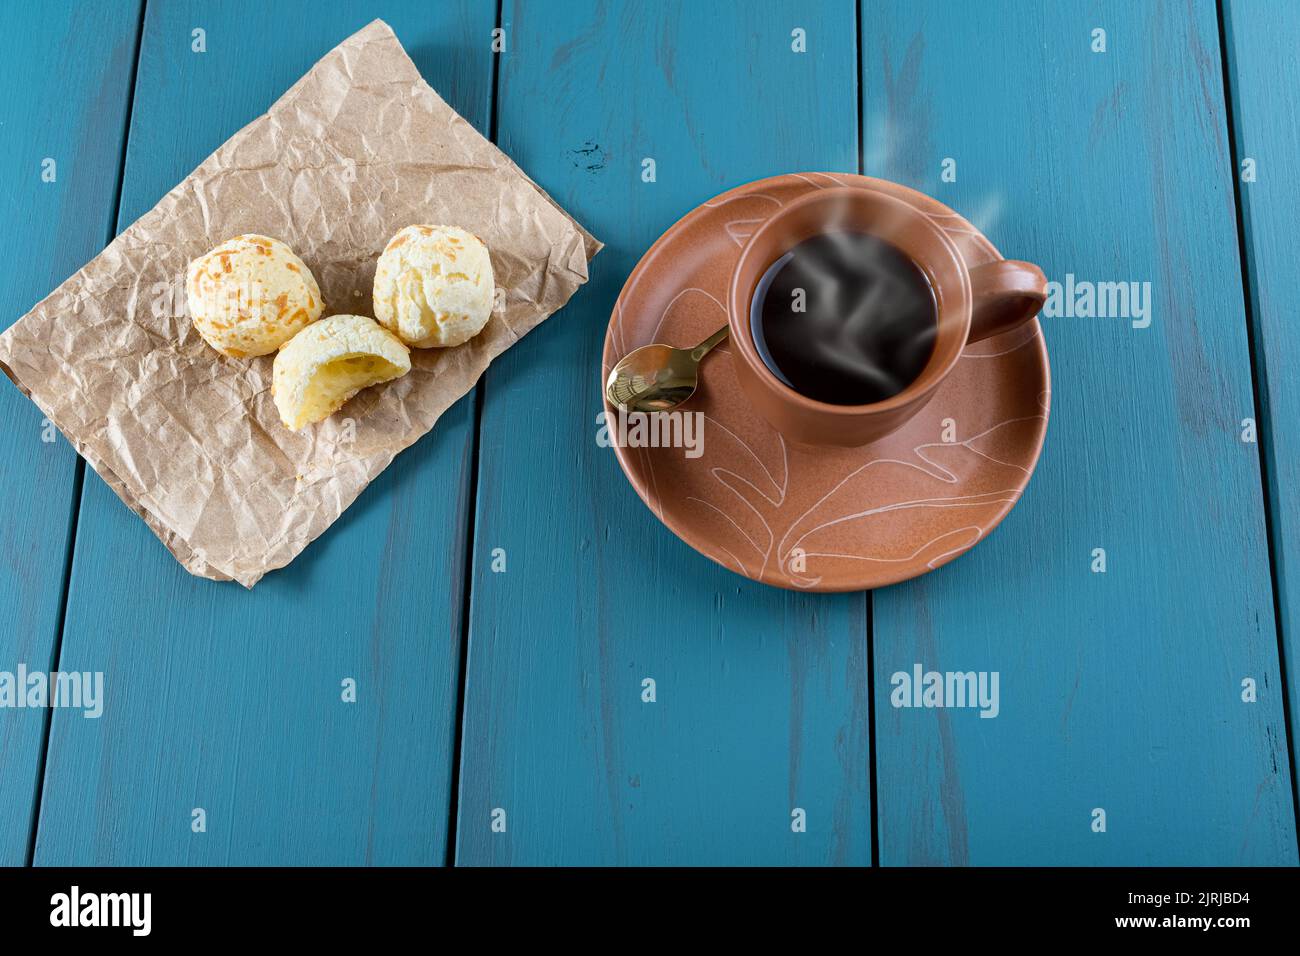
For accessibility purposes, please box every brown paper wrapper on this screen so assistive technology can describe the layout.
[0,20,599,588]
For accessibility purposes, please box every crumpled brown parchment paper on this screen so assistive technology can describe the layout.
[0,19,599,588]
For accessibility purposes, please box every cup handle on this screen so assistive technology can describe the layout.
[967,260,1048,343]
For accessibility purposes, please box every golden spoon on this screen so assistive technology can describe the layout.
[605,326,729,412]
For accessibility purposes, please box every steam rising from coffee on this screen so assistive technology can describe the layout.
[750,196,938,407]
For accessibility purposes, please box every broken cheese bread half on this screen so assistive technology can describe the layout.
[272,314,411,430]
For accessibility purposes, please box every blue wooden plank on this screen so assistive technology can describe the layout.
[1224,0,1300,823]
[864,0,1296,864]
[0,1,141,866]
[32,2,494,865]
[456,0,868,865]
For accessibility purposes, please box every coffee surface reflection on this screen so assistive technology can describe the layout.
[750,231,937,406]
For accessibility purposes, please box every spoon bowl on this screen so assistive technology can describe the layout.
[604,326,728,412]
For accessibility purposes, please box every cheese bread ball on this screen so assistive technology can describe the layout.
[186,235,323,357]
[372,225,495,348]
[272,314,411,431]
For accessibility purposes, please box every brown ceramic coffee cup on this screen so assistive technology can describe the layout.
[727,187,1047,447]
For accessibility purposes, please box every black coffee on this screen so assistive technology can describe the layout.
[750,231,937,405]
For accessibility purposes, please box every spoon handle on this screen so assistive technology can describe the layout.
[689,326,729,362]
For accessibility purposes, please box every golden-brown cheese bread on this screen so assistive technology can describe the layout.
[372,225,494,348]
[186,234,323,357]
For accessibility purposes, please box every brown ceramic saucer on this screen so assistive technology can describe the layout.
[601,173,1050,592]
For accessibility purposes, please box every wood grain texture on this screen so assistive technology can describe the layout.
[864,0,1297,864]
[1224,0,1300,808]
[31,1,493,865]
[9,0,1295,869]
[0,0,141,865]
[455,0,870,865]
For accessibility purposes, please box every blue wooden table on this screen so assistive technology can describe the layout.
[1,0,1297,867]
